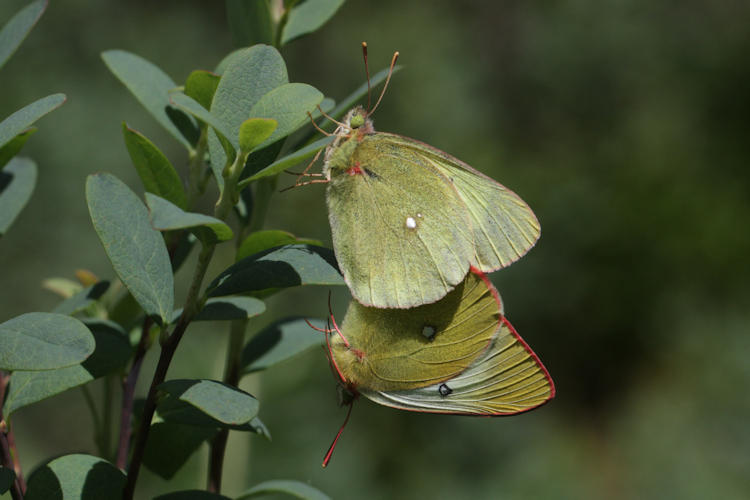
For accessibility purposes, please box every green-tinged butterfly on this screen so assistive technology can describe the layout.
[298,45,540,309]
[312,268,554,467]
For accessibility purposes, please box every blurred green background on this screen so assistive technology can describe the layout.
[2,0,749,498]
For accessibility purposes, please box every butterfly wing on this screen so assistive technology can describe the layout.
[381,133,541,271]
[334,271,503,391]
[326,134,476,308]
[361,317,554,415]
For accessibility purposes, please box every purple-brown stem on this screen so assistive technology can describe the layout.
[115,316,152,469]
[1,372,24,499]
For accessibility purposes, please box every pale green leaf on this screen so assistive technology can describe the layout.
[0,312,94,371]
[208,45,288,192]
[242,317,325,374]
[184,70,221,111]
[238,480,331,500]
[145,192,233,243]
[0,93,65,150]
[3,320,131,416]
[0,157,36,236]
[207,244,344,297]
[86,173,174,324]
[281,0,345,46]
[237,230,322,262]
[239,117,277,154]
[102,50,193,148]
[25,454,125,500]
[0,0,47,70]
[0,128,36,169]
[158,379,259,426]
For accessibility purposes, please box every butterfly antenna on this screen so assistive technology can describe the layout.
[323,315,348,385]
[279,147,328,192]
[305,317,332,333]
[316,105,348,129]
[322,401,354,468]
[307,111,332,137]
[369,50,400,116]
[362,41,372,112]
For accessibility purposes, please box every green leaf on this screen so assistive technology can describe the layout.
[0,466,15,495]
[0,312,94,371]
[101,50,194,148]
[226,0,273,47]
[173,296,266,323]
[0,157,36,236]
[0,93,65,151]
[3,320,131,416]
[208,244,344,297]
[0,0,47,70]
[158,379,259,426]
[239,117,277,154]
[245,83,324,151]
[155,491,231,500]
[239,136,332,187]
[145,192,233,243]
[208,45,288,193]
[25,454,125,500]
[52,281,110,315]
[169,92,234,145]
[143,421,217,480]
[238,480,331,500]
[86,173,174,324]
[0,128,36,169]
[281,0,345,46]
[242,317,325,374]
[184,70,221,111]
[122,123,188,209]
[237,230,322,262]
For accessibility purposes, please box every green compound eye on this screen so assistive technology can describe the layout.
[350,113,365,129]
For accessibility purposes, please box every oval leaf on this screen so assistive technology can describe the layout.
[102,50,193,148]
[239,480,331,500]
[3,320,131,416]
[122,124,187,209]
[172,296,266,323]
[0,93,65,150]
[0,0,47,70]
[239,117,277,154]
[207,244,344,297]
[246,83,324,151]
[281,0,345,46]
[0,157,36,235]
[86,173,174,324]
[242,317,325,374]
[169,92,234,145]
[158,379,259,426]
[25,454,125,500]
[144,422,217,480]
[208,45,288,192]
[145,192,233,242]
[239,136,332,186]
[184,70,221,111]
[0,312,94,371]
[237,230,322,262]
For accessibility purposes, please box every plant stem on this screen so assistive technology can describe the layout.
[80,385,104,456]
[206,319,248,492]
[116,316,152,469]
[122,244,215,500]
[0,372,24,500]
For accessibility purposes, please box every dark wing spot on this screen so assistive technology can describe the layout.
[438,383,453,397]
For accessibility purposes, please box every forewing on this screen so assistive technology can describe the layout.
[361,317,554,415]
[385,134,540,271]
[338,271,502,391]
[326,135,475,308]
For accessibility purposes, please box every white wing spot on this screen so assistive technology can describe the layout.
[405,216,417,229]
[416,213,423,218]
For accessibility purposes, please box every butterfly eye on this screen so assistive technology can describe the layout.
[350,113,366,129]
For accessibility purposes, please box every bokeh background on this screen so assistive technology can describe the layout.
[2,0,749,498]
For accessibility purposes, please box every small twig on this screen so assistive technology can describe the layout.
[116,316,152,469]
[1,372,24,500]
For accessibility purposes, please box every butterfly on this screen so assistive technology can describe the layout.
[313,268,554,466]
[307,48,541,309]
